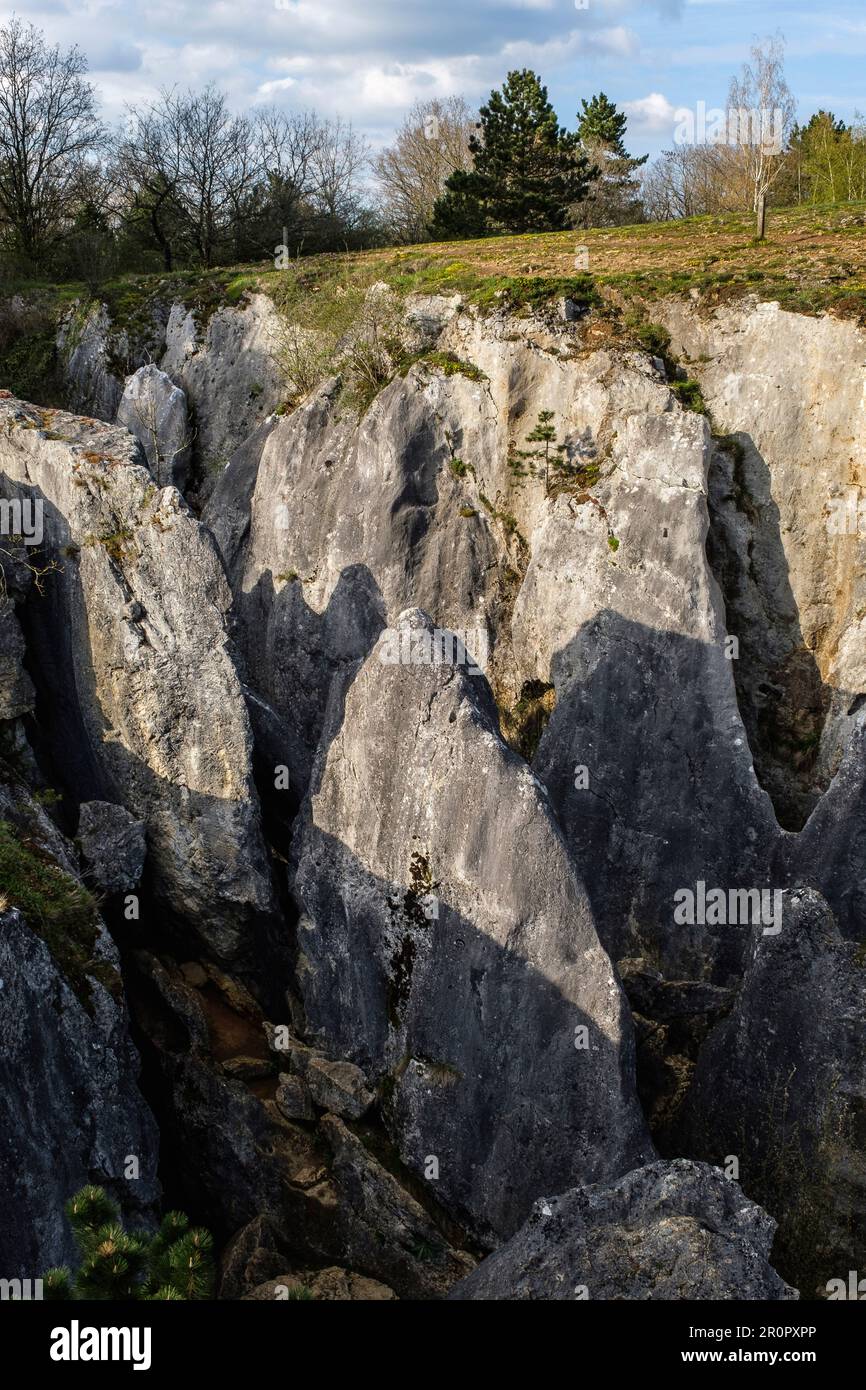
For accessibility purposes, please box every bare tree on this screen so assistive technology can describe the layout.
[255,106,324,251]
[641,144,730,221]
[0,18,103,266]
[310,116,369,230]
[120,86,260,268]
[256,107,323,193]
[373,97,475,242]
[176,86,258,267]
[726,35,795,232]
[116,94,185,271]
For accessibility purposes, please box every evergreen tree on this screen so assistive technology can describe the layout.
[576,92,630,156]
[42,1185,215,1301]
[431,70,595,238]
[574,92,647,228]
[781,111,866,205]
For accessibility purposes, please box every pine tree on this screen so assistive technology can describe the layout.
[576,93,630,157]
[574,93,647,229]
[42,1185,215,1301]
[509,411,603,497]
[431,70,595,238]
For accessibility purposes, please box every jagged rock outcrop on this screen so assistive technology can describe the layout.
[128,950,474,1299]
[243,1268,397,1300]
[58,302,127,421]
[56,293,282,503]
[293,608,652,1240]
[526,409,779,982]
[0,522,36,720]
[450,1160,798,1300]
[206,305,784,987]
[77,800,147,895]
[676,888,866,1294]
[205,313,683,802]
[0,397,279,969]
[161,294,282,487]
[657,298,866,905]
[0,597,34,721]
[116,364,191,490]
[0,779,159,1276]
[6,278,865,1302]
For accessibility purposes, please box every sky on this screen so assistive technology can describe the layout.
[2,0,864,158]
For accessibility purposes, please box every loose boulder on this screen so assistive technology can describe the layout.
[450,1160,798,1301]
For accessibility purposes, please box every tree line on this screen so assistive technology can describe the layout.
[0,18,863,286]
[0,17,379,282]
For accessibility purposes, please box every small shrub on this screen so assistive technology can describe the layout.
[671,379,707,414]
[44,1186,215,1301]
[419,351,486,382]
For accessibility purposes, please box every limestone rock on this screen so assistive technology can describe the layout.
[77,800,147,895]
[116,364,191,490]
[320,1115,474,1296]
[275,1072,314,1121]
[218,1214,286,1299]
[0,599,34,720]
[128,952,473,1299]
[0,397,279,969]
[0,781,159,1275]
[244,1267,397,1300]
[294,608,652,1239]
[676,889,866,1293]
[289,1054,374,1120]
[161,295,282,493]
[529,410,779,984]
[450,1160,798,1301]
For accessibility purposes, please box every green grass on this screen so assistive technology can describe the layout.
[5,200,866,419]
[417,350,486,381]
[670,379,707,414]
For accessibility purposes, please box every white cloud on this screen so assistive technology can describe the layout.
[622,92,679,132]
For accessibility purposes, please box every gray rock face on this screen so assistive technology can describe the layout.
[0,511,37,720]
[676,889,866,1294]
[58,302,125,421]
[450,1160,798,1300]
[204,305,783,991]
[243,1267,397,1300]
[116,364,191,490]
[294,608,652,1239]
[288,1053,374,1120]
[0,909,160,1276]
[529,411,779,985]
[655,298,866,934]
[161,295,283,489]
[0,601,34,720]
[0,780,159,1276]
[275,1072,314,1121]
[0,397,279,969]
[128,951,473,1299]
[77,800,147,895]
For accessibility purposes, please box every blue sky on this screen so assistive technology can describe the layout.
[2,0,864,156]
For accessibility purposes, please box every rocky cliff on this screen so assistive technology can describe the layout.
[0,278,863,1299]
